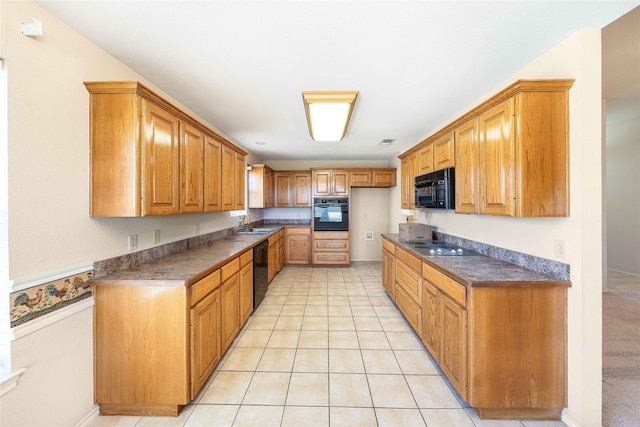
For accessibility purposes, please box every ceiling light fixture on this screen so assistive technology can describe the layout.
[302,90,358,141]
[379,139,395,146]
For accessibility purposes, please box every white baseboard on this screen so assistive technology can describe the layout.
[562,408,600,427]
[76,404,100,427]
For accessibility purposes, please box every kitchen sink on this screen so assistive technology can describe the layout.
[237,228,275,235]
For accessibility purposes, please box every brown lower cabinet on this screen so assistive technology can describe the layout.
[268,229,285,283]
[286,227,312,264]
[313,231,350,265]
[93,250,252,417]
[382,237,567,420]
[381,239,396,299]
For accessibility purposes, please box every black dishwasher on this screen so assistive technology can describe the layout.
[253,240,269,309]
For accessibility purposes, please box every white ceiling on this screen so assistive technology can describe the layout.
[37,1,639,161]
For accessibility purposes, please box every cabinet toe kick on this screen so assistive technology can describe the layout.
[474,407,563,420]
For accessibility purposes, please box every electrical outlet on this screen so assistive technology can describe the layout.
[555,240,566,259]
[194,223,200,235]
[153,229,160,244]
[365,231,374,241]
[128,234,138,251]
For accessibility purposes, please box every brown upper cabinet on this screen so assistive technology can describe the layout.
[312,169,350,196]
[313,168,397,196]
[142,100,181,215]
[274,171,312,207]
[251,167,395,207]
[85,81,247,217]
[180,122,205,213]
[248,169,311,208]
[349,168,397,188]
[400,153,417,209]
[459,80,573,217]
[417,132,454,176]
[401,79,573,217]
[453,118,479,214]
[248,164,275,208]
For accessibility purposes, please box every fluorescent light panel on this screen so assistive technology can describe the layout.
[302,91,358,141]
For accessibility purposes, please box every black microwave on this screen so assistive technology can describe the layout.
[414,168,455,209]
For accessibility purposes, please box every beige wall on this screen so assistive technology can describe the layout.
[398,29,604,426]
[350,188,392,261]
[606,115,640,276]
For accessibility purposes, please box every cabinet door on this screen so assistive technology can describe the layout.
[180,122,204,213]
[220,274,239,353]
[478,99,514,216]
[293,172,311,207]
[204,135,222,212]
[382,248,396,300]
[350,171,372,187]
[234,153,245,210]
[265,167,274,207]
[395,285,422,335]
[440,294,468,400]
[278,235,285,271]
[239,262,253,326]
[221,145,235,211]
[268,245,278,283]
[434,132,455,170]
[313,170,331,196]
[332,170,350,196]
[142,100,180,215]
[191,289,220,398]
[418,143,434,176]
[454,118,479,214]
[401,153,417,209]
[421,279,440,358]
[286,234,311,264]
[274,172,293,207]
[372,170,396,187]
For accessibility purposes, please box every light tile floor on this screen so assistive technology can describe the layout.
[89,262,568,427]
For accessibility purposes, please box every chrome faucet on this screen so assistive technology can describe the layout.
[239,215,252,232]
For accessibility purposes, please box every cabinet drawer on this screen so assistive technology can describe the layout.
[382,239,396,254]
[221,257,240,282]
[240,250,252,267]
[396,249,422,303]
[422,263,466,307]
[314,239,349,252]
[287,227,311,236]
[396,285,422,335]
[191,269,221,306]
[314,231,349,240]
[313,252,350,264]
[396,247,422,272]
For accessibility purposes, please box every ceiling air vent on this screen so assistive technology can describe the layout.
[379,139,395,146]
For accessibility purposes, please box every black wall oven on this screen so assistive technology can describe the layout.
[313,197,349,231]
[415,168,455,209]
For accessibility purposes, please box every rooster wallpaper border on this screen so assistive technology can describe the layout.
[10,270,93,328]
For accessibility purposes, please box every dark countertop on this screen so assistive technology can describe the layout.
[383,233,570,288]
[91,228,284,286]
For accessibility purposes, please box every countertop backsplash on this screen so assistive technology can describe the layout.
[434,231,570,281]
